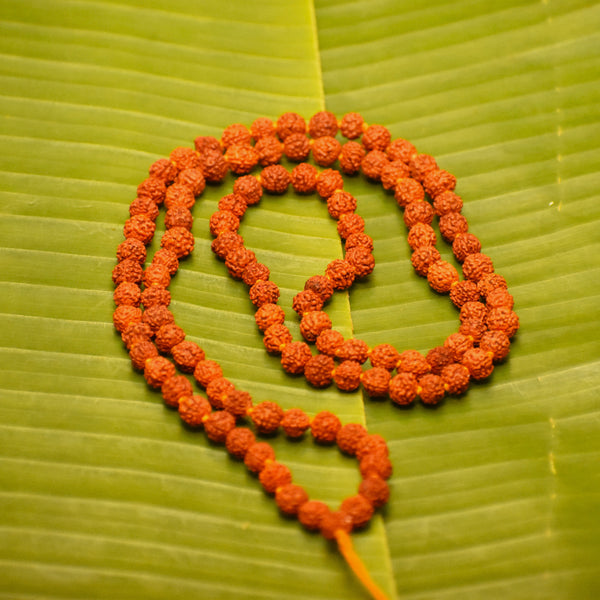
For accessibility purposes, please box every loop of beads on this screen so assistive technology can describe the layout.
[112,111,518,596]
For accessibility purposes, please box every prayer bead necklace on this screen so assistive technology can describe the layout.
[112,111,519,600]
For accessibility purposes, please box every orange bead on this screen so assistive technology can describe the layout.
[259,461,292,494]
[259,164,290,194]
[161,375,193,408]
[275,484,309,516]
[281,408,311,438]
[204,411,236,444]
[336,423,368,455]
[304,354,335,388]
[340,495,374,528]
[427,259,459,293]
[249,401,284,434]
[333,360,363,392]
[361,367,391,398]
[308,110,338,138]
[312,136,341,167]
[339,112,364,139]
[311,411,342,443]
[178,395,211,427]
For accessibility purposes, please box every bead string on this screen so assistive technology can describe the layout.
[112,111,519,600]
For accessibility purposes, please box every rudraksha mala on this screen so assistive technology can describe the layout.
[112,110,519,600]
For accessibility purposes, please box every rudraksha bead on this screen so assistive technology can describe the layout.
[161,375,193,407]
[359,475,390,509]
[281,342,313,375]
[333,360,363,391]
[254,303,286,332]
[250,117,275,141]
[411,246,441,277]
[244,442,275,473]
[259,164,290,194]
[369,344,401,371]
[417,373,446,405]
[452,232,482,262]
[462,252,495,282]
[144,355,176,388]
[170,146,201,171]
[315,168,344,198]
[394,178,425,207]
[389,372,418,406]
[129,196,159,220]
[479,330,511,361]
[218,193,247,218]
[397,349,430,376]
[404,200,434,228]
[450,279,481,307]
[113,281,141,306]
[427,260,459,293]
[380,159,411,191]
[304,354,335,388]
[407,223,437,249]
[423,169,456,198]
[461,347,494,380]
[361,150,388,180]
[440,363,471,395]
[176,167,206,195]
[204,411,236,444]
[327,190,357,219]
[316,329,345,356]
[386,138,416,163]
[345,246,375,278]
[336,423,368,455]
[112,259,143,285]
[439,212,469,242]
[308,110,338,138]
[249,280,280,307]
[290,162,318,193]
[486,307,520,338]
[284,133,311,162]
[478,272,508,297]
[304,275,334,302]
[486,288,515,310]
[300,311,332,343]
[155,323,185,354]
[233,175,263,205]
[178,395,211,427]
[225,427,256,459]
[276,112,306,140]
[128,338,158,370]
[311,411,342,443]
[160,226,195,258]
[336,339,370,364]
[117,237,146,264]
[292,290,324,316]
[143,262,171,288]
[409,153,438,182]
[165,183,195,210]
[433,190,463,216]
[339,112,364,139]
[425,346,454,374]
[341,495,374,529]
[206,376,235,410]
[249,401,285,434]
[325,258,356,289]
[345,232,374,253]
[276,484,309,516]
[223,390,253,418]
[312,136,341,167]
[298,500,330,531]
[241,262,270,287]
[263,323,293,353]
[141,286,171,309]
[193,359,223,388]
[221,123,252,148]
[361,367,391,397]
[164,206,193,230]
[281,408,311,438]
[142,304,175,333]
[362,124,391,152]
[255,136,284,166]
[444,333,474,361]
[171,340,205,373]
[339,141,366,175]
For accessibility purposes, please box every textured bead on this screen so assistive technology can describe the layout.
[458,319,487,343]
[311,136,341,167]
[427,260,459,293]
[478,273,508,297]
[423,169,456,198]
[176,167,206,196]
[380,160,410,191]
[336,423,368,455]
[233,175,263,206]
[149,158,178,183]
[333,360,363,392]
[359,453,393,480]
[369,344,401,371]
[386,138,416,163]
[361,150,388,180]
[211,232,243,260]
[194,136,221,155]
[433,191,463,216]
[389,372,418,406]
[206,376,235,410]
[193,359,223,388]
[160,227,195,258]
[479,330,511,361]
[460,301,488,323]
[221,123,252,148]
[259,164,290,194]
[404,200,434,228]
[117,237,146,264]
[486,288,515,310]
[161,375,193,408]
[444,333,474,361]
[137,177,167,204]
[254,303,286,332]
[304,354,335,388]
[340,495,374,529]
[223,389,253,418]
[311,411,342,443]
[281,341,313,375]
[417,374,446,405]
[339,112,364,139]
[241,262,270,287]
[249,401,285,434]
[178,395,211,427]
[121,322,153,349]
[283,133,311,162]
[225,427,256,460]
[487,307,520,338]
[345,232,374,253]
[325,258,356,289]
[129,196,159,221]
[204,411,237,444]
[155,323,185,353]
[309,110,338,138]
[462,347,494,380]
[250,117,276,141]
[304,275,334,302]
[450,279,481,308]
[440,363,471,396]
[339,141,366,175]
[276,112,306,140]
[452,233,482,262]
[142,304,174,333]
[345,247,375,278]
[164,206,193,230]
[320,510,353,540]
[336,339,370,364]
[128,338,157,370]
[463,253,495,282]
[113,281,141,307]
[171,340,205,373]
[276,484,309,516]
[209,210,240,237]
[411,245,442,277]
[281,408,311,438]
[316,329,345,356]
[255,136,284,166]
[259,461,292,494]
[124,215,155,245]
[263,323,293,353]
[200,151,229,183]
[327,191,357,219]
[439,212,469,242]
[298,500,330,531]
[362,124,391,152]
[165,184,195,210]
[315,169,344,198]
[290,162,318,193]
[143,262,171,288]
[152,248,179,276]
[249,280,280,307]
[244,442,275,473]
[300,311,332,343]
[356,434,388,461]
[170,146,202,171]
[394,178,425,207]
[292,290,324,316]
[409,153,438,182]
[144,356,176,388]
[361,367,391,397]
[425,346,454,375]
[359,476,390,509]
[218,193,247,218]
[397,350,430,376]
[407,223,437,249]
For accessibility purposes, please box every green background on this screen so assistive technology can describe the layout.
[1,1,599,598]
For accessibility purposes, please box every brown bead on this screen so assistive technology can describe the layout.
[362,124,391,151]
[336,423,368,455]
[160,226,195,258]
[170,146,201,171]
[479,330,511,362]
[309,110,338,138]
[137,176,166,204]
[333,360,363,392]
[141,286,171,309]
[129,196,159,221]
[316,329,345,356]
[171,340,205,373]
[164,206,193,230]
[433,191,463,216]
[320,510,353,540]
[359,475,390,509]
[444,333,474,361]
[249,280,280,307]
[340,495,374,529]
[439,212,469,243]
[263,323,292,353]
[161,375,193,408]
[233,175,263,206]
[300,311,332,343]
[165,184,195,210]
[440,363,471,396]
[144,355,176,388]
[478,273,508,298]
[370,344,401,371]
[128,339,157,370]
[113,281,141,306]
[241,262,270,287]
[290,162,318,193]
[397,349,430,376]
[152,248,179,275]
[304,275,334,302]
[380,159,410,191]
[315,169,344,198]
[225,427,256,460]
[117,237,146,264]
[356,434,389,461]
[276,112,306,140]
[359,453,393,480]
[281,341,313,374]
[275,484,309,516]
[292,289,324,316]
[298,500,330,531]
[462,348,494,380]
[404,200,434,228]
[200,150,229,183]
[176,167,206,195]
[283,133,311,162]
[223,390,253,418]
[124,214,155,245]
[325,258,356,289]
[460,301,488,323]
[194,135,221,155]
[250,117,276,141]
[450,279,481,308]
[121,322,153,349]
[425,346,454,375]
[304,353,335,388]
[345,246,375,278]
[463,253,495,282]
[218,193,247,218]
[149,157,178,183]
[221,123,252,148]
[255,136,283,166]
[226,246,257,279]
[339,112,364,139]
[259,164,290,194]
[417,373,446,405]
[486,288,514,310]
[427,260,459,293]
[254,303,286,332]
[452,233,482,262]
[281,408,311,438]
[143,263,171,288]
[244,442,275,473]
[423,169,456,198]
[339,141,366,175]
[409,153,438,182]
[250,401,285,435]
[260,461,292,494]
[193,359,223,388]
[211,231,244,260]
[487,307,520,338]
[327,190,356,219]
[209,210,240,237]
[461,322,486,345]
[206,376,235,410]
[386,138,417,163]
[311,411,342,443]
[345,232,374,253]
[361,367,391,398]
[361,149,388,180]
[142,304,174,333]
[155,323,185,354]
[336,338,370,364]
[407,222,437,249]
[394,178,425,207]
[411,246,441,276]
[204,410,237,444]
[312,136,341,167]
[178,395,211,427]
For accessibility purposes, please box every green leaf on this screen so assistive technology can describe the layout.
[1,1,598,599]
